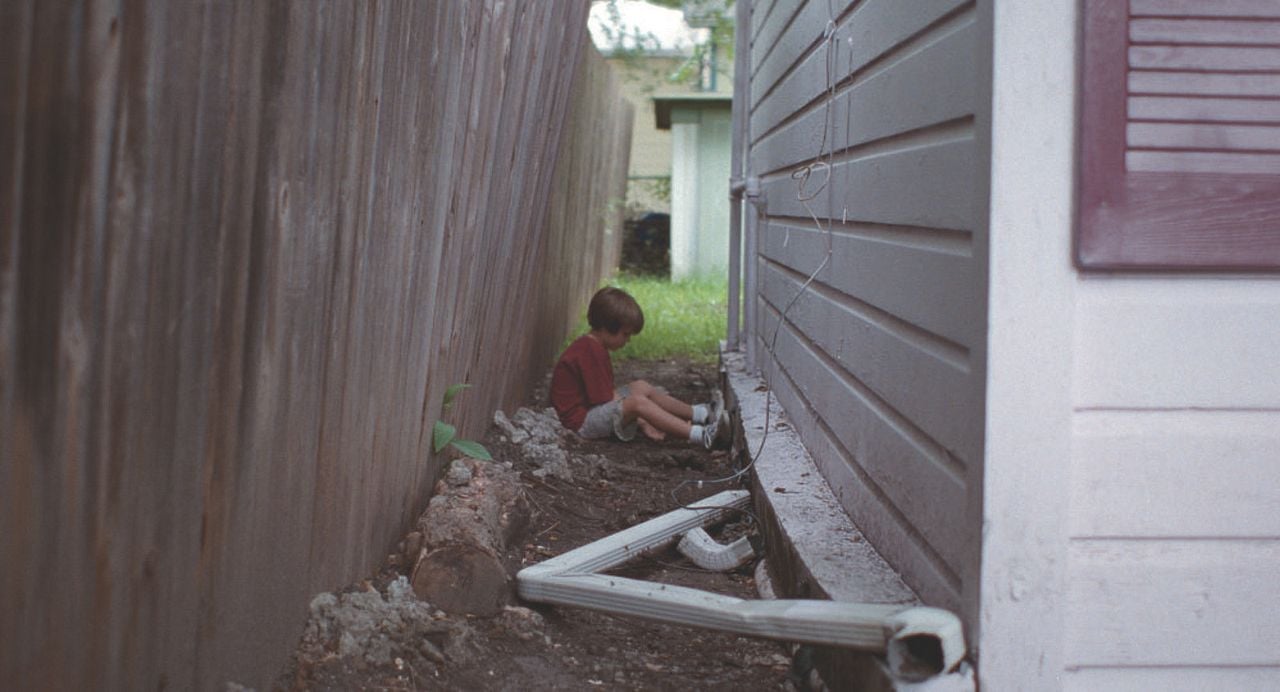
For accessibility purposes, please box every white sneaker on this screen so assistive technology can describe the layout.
[708,389,725,427]
[701,405,731,450]
[701,420,719,449]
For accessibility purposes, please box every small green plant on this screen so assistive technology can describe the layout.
[432,383,493,461]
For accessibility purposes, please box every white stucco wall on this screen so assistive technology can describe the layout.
[670,120,699,277]
[985,2,1280,688]
[669,106,731,279]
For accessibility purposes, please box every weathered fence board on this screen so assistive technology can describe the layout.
[0,1,629,689]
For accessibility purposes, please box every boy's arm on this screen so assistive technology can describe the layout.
[583,346,616,406]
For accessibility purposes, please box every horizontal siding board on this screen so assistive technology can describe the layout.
[757,137,979,230]
[753,20,977,175]
[1131,0,1280,18]
[1074,283,1280,408]
[1126,150,1280,174]
[757,303,969,572]
[751,0,802,80]
[1071,411,1280,538]
[1129,95,1280,122]
[751,0,969,141]
[1130,71,1280,97]
[1130,17,1280,44]
[752,0,853,110]
[760,348,964,611]
[759,261,979,463]
[1064,667,1280,691]
[750,0,780,43]
[1131,45,1280,71]
[1065,539,1280,666]
[1127,122,1280,151]
[758,222,978,348]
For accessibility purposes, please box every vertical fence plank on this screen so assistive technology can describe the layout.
[0,1,629,689]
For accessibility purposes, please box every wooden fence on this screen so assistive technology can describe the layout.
[0,1,630,689]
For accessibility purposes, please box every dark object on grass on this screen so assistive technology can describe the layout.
[621,212,670,276]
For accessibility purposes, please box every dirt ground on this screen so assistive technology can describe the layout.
[275,358,803,691]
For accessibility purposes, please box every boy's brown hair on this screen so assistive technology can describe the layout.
[587,287,644,334]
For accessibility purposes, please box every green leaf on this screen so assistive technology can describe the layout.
[441,383,470,411]
[450,439,492,461]
[433,421,456,454]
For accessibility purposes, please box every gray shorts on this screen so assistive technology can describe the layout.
[577,386,638,441]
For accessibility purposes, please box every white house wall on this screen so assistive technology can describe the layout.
[1064,279,1280,688]
[745,0,989,628]
[694,109,732,276]
[671,122,699,277]
[987,1,1280,688]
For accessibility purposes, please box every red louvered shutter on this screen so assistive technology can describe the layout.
[1077,0,1280,270]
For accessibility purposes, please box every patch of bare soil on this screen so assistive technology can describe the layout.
[276,359,800,691]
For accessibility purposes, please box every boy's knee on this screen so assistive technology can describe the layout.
[621,392,654,417]
[627,379,654,396]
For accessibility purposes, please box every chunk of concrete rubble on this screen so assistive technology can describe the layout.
[495,407,616,482]
[444,458,473,486]
[297,577,455,673]
[494,605,546,641]
[511,407,565,446]
[525,442,573,480]
[492,409,530,445]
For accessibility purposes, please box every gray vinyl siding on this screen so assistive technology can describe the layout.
[745,0,988,621]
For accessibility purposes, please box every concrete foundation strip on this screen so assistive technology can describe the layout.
[516,489,966,681]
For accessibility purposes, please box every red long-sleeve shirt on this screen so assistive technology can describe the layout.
[550,335,615,431]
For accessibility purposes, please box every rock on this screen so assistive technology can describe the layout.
[574,453,610,479]
[754,559,776,600]
[443,621,483,665]
[444,459,473,487]
[403,531,423,563]
[526,443,572,481]
[511,407,565,446]
[493,410,530,445]
[297,577,450,675]
[387,576,415,603]
[420,639,446,664]
[495,605,545,641]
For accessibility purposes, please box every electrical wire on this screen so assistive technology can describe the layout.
[674,1,844,508]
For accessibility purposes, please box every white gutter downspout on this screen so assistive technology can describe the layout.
[743,176,761,371]
[517,489,966,682]
[729,0,762,370]
[727,0,750,351]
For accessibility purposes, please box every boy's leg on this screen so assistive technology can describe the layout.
[625,379,693,421]
[621,392,692,440]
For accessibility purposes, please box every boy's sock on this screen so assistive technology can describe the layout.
[689,425,706,444]
[691,404,709,424]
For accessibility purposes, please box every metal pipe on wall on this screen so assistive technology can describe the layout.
[744,182,760,371]
[733,0,760,370]
[727,0,751,350]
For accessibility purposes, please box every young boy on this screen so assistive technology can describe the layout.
[550,287,727,448]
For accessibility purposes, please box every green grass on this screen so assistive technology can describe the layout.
[567,274,728,364]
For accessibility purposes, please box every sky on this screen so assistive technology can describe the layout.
[587,0,706,55]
